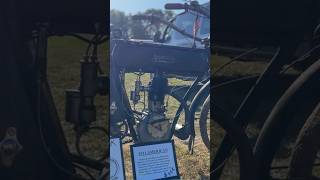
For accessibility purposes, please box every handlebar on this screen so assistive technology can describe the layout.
[131,14,204,42]
[164,3,186,10]
[165,2,209,18]
[131,1,210,46]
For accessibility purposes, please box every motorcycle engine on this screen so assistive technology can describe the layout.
[137,74,171,143]
[137,112,171,143]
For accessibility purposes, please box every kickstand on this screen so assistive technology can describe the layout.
[188,135,195,154]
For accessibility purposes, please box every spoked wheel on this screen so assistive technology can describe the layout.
[204,96,257,180]
[287,103,320,180]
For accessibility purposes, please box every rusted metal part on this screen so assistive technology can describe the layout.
[0,127,23,168]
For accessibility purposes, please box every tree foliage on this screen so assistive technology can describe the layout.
[110,9,175,40]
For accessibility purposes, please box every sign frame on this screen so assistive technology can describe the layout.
[130,140,180,180]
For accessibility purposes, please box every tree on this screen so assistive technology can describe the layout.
[110,8,175,40]
[128,15,149,39]
[141,9,175,39]
[110,10,129,35]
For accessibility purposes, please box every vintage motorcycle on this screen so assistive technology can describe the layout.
[110,2,258,180]
[110,1,210,146]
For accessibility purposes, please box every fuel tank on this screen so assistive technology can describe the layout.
[111,39,209,76]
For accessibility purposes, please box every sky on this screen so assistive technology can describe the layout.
[111,0,209,14]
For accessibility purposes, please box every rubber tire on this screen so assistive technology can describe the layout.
[253,59,320,180]
[288,103,320,179]
[210,96,257,180]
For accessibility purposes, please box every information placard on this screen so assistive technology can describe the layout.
[130,140,180,180]
[110,137,126,180]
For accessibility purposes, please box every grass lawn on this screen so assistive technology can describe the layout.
[122,73,210,179]
[46,36,300,179]
[47,36,210,179]
[48,37,288,180]
[47,36,108,177]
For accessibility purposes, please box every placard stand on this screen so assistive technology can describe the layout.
[130,140,180,180]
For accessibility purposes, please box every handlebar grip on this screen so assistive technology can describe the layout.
[164,3,186,10]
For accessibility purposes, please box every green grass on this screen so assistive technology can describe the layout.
[211,52,305,180]
[122,73,210,179]
[48,36,284,179]
[47,36,108,176]
[49,36,301,179]
[47,36,210,179]
[211,55,268,77]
